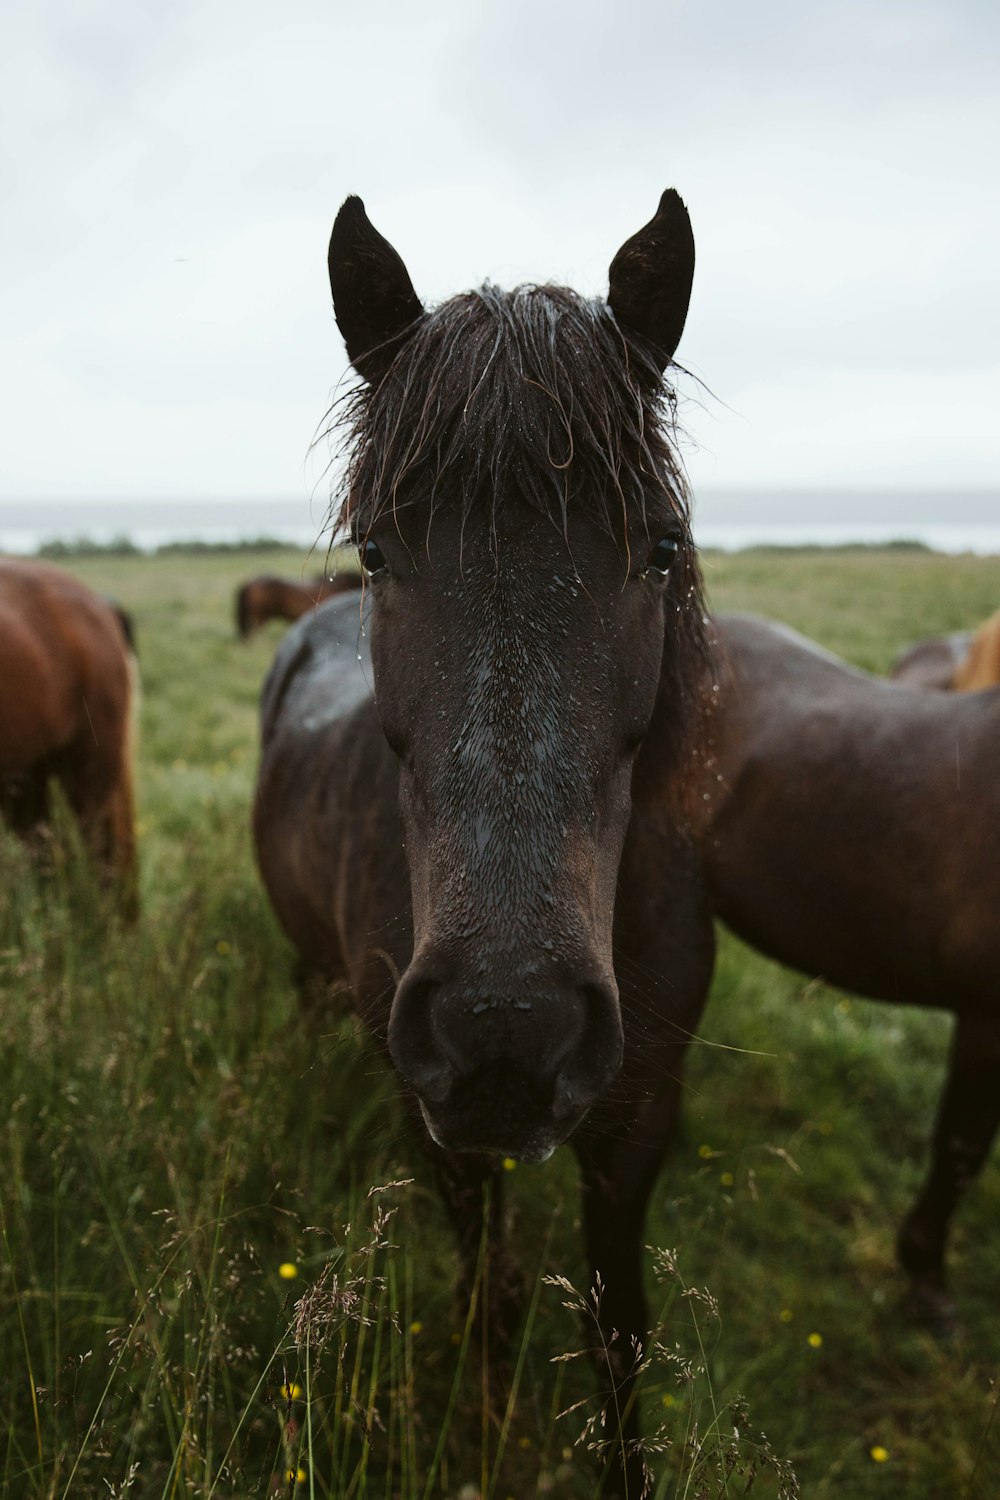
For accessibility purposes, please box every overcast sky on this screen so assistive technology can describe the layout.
[2,0,998,522]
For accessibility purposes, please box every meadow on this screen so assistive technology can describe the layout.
[2,543,999,1499]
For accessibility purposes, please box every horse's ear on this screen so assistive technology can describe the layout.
[607,189,695,371]
[328,196,425,383]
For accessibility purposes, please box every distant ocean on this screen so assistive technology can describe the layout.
[1,493,998,556]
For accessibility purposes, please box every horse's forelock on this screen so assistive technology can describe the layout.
[329,284,692,543]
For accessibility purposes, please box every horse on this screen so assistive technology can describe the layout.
[254,190,714,1490]
[697,612,1000,1333]
[235,571,360,638]
[953,607,1000,691]
[0,558,138,901]
[889,630,972,689]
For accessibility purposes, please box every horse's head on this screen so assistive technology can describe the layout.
[328,193,702,1160]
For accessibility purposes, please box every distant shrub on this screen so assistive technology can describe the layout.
[154,535,302,555]
[32,534,315,559]
[736,539,932,555]
[38,533,142,558]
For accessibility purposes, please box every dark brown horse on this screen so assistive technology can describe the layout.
[0,558,137,894]
[255,191,713,1489]
[235,572,360,638]
[699,613,1000,1332]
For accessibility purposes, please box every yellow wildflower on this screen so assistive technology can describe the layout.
[807,1331,823,1348]
[870,1446,889,1463]
[502,1157,517,1171]
[278,1262,298,1280]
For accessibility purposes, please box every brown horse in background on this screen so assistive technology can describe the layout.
[255,190,711,1492]
[699,613,1000,1333]
[235,572,360,637]
[0,558,137,898]
[953,607,1000,690]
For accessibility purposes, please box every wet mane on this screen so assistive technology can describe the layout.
[329,283,692,542]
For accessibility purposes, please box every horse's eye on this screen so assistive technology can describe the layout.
[645,536,679,577]
[359,539,387,576]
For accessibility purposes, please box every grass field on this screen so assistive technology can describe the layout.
[2,544,999,1499]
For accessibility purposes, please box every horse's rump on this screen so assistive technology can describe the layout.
[0,558,137,886]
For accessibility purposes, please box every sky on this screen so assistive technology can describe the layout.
[2,0,998,526]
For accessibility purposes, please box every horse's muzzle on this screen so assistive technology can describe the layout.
[387,964,624,1158]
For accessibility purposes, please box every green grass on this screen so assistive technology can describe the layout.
[2,545,999,1497]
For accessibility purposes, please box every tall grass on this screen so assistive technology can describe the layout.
[1,546,999,1497]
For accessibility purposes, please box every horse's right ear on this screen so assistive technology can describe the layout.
[328,196,425,383]
[608,189,695,371]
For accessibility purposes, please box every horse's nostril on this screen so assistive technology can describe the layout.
[555,979,624,1103]
[387,972,454,1103]
[408,1059,451,1104]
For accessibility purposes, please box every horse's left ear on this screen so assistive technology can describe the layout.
[328,196,425,383]
[608,189,695,370]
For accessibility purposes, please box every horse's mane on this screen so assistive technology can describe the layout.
[329,283,692,541]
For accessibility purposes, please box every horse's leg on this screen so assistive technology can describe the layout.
[897,1012,1000,1335]
[422,1137,523,1360]
[573,1070,688,1499]
[102,760,138,916]
[566,831,713,1495]
[61,744,138,912]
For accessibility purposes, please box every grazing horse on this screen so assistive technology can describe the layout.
[0,558,137,895]
[953,607,1000,691]
[235,572,360,638]
[698,613,1000,1332]
[254,191,714,1488]
[889,630,972,689]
